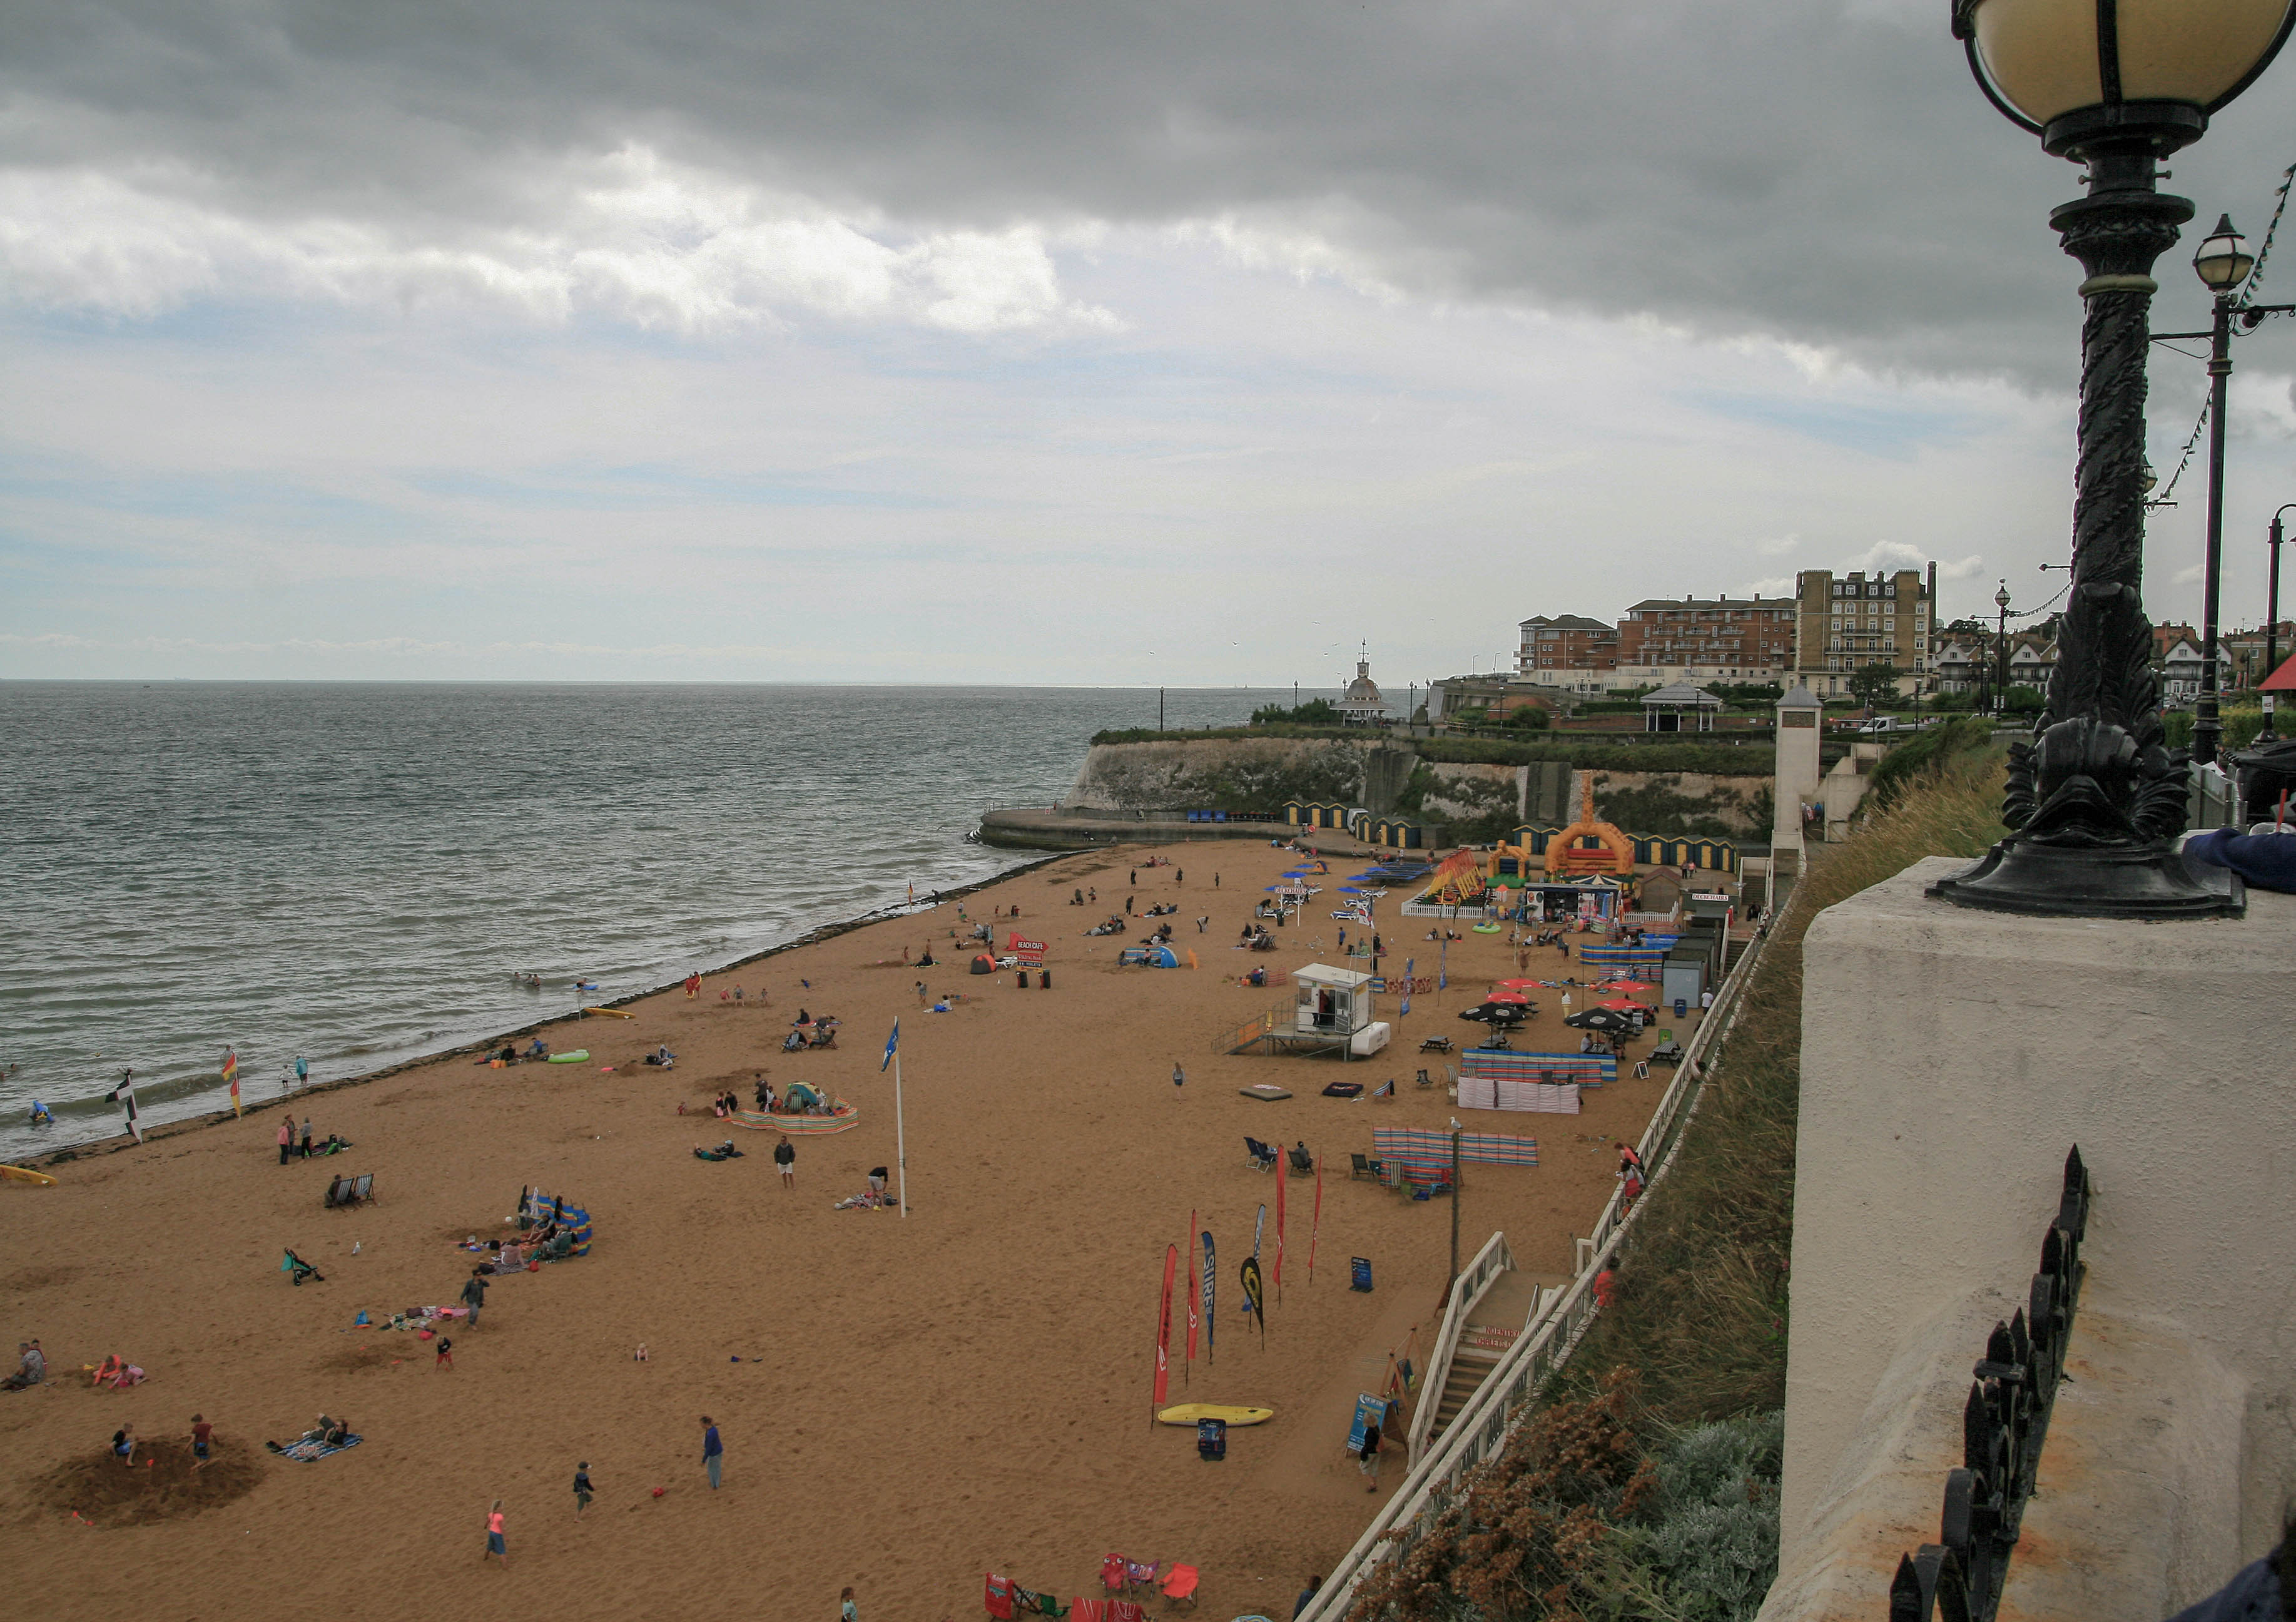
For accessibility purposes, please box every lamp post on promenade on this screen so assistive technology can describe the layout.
[1994,582,2013,716]
[1930,0,2293,918]
[2261,505,2296,741]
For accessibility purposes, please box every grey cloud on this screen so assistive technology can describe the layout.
[5,0,2293,382]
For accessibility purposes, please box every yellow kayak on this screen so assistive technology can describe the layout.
[1,1164,58,1186]
[1156,1404,1274,1427]
[582,1006,635,1019]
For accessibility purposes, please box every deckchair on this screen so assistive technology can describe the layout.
[1243,1137,1278,1172]
[1286,1144,1314,1175]
[1011,1583,1070,1618]
[1349,1152,1384,1181]
[1160,1565,1200,1609]
[324,1173,374,1209]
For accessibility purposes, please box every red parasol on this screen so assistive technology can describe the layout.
[1598,997,1643,1011]
[1484,991,1530,1005]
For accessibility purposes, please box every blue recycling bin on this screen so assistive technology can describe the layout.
[1674,997,1688,1019]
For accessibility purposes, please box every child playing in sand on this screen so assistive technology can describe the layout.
[573,1461,594,1517]
[112,1425,135,1465]
[485,1501,508,1567]
[435,1337,454,1370]
[190,1414,212,1466]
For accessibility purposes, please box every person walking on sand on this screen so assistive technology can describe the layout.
[484,1501,508,1567]
[573,1461,594,1517]
[299,1118,314,1158]
[435,1336,454,1370]
[1358,1424,1381,1491]
[461,1269,489,1329]
[684,972,701,999]
[701,1416,723,1489]
[915,979,929,1006]
[774,1135,795,1188]
[278,1116,295,1166]
[841,1585,860,1622]
[1171,1063,1185,1092]
[190,1413,213,1467]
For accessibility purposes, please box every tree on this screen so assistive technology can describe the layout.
[1504,706,1552,731]
[1250,697,1340,726]
[1846,663,1906,710]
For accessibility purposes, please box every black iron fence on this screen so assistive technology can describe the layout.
[1887,1146,2091,1622]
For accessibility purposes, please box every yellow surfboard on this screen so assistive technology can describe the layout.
[1156,1404,1274,1427]
[581,1007,635,1019]
[0,1164,58,1186]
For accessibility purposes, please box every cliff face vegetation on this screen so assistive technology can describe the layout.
[1063,737,1371,814]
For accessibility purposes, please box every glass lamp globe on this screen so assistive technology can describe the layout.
[2193,213,2257,290]
[1956,0,2296,148]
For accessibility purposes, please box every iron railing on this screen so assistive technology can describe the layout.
[1887,1146,2091,1622]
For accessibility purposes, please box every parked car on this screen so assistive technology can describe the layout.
[1854,717,1906,735]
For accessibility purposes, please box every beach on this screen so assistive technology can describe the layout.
[1,838,1695,1622]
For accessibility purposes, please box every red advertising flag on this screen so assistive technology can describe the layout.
[1308,1154,1324,1284]
[1154,1243,1177,1409]
[1184,1206,1199,1371]
[1274,1150,1287,1298]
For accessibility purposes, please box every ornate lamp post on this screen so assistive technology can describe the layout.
[1931,0,2295,917]
[1994,581,2013,713]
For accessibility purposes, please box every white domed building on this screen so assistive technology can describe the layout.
[1338,648,1389,724]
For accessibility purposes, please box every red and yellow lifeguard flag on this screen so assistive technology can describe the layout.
[223,1048,240,1117]
[1154,1243,1177,1409]
[1274,1153,1287,1296]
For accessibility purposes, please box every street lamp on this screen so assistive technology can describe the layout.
[2264,504,2296,740]
[1931,0,2294,918]
[1994,581,2013,716]
[2190,215,2257,769]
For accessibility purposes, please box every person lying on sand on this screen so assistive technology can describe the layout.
[693,1141,743,1161]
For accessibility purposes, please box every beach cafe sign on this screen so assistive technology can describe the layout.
[1007,933,1047,966]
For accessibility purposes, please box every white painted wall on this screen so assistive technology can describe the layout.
[1778,857,2296,1589]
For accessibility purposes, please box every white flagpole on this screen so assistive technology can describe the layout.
[894,1049,908,1219]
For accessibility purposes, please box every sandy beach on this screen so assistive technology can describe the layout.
[1,838,1698,1622]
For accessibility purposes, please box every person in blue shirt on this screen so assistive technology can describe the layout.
[701,1417,723,1489]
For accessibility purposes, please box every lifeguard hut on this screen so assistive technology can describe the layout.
[1218,962,1391,1058]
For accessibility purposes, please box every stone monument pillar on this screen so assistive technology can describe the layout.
[1773,685,1822,877]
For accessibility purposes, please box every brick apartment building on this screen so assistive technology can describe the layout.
[1792,565,1936,698]
[1516,615,1619,680]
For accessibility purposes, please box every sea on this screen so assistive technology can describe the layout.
[0,682,1311,1161]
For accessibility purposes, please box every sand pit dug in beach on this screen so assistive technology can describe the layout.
[317,1343,409,1375]
[34,1437,263,1528]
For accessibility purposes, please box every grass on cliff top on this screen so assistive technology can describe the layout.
[1551,733,2009,1426]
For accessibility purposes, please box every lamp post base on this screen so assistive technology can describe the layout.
[1928,838,2243,919]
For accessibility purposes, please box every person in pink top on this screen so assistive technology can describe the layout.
[278,1117,295,1166]
[484,1500,507,1567]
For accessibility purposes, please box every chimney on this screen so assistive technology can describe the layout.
[1927,559,1937,606]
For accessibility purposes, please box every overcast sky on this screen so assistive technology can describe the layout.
[4,0,2294,686]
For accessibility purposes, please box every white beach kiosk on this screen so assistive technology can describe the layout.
[1291,962,1391,1057]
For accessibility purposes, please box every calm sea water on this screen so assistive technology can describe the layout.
[0,682,1303,1160]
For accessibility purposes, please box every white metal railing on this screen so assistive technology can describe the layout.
[1405,1229,1515,1467]
[1299,913,1775,1622]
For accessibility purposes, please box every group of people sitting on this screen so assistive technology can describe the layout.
[1083,916,1128,937]
[641,1044,677,1069]
[708,1089,744,1118]
[1142,902,1177,917]
[781,1012,839,1051]
[490,1036,555,1064]
[4,1339,46,1389]
[1237,924,1276,951]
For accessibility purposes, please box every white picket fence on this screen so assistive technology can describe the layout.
[1298,916,1775,1622]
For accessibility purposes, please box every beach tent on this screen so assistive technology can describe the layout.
[1145,944,1181,968]
[970,953,996,974]
[783,1082,824,1109]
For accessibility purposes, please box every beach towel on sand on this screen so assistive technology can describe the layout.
[272,1433,362,1462]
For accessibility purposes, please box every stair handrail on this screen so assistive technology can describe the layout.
[1405,1228,1513,1467]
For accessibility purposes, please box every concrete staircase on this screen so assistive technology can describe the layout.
[1427,1273,1554,1447]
